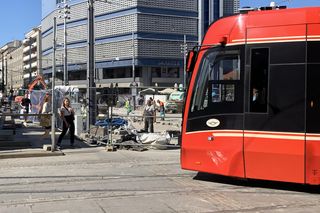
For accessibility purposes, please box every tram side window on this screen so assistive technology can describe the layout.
[250,48,269,113]
[212,84,235,102]
[191,49,240,113]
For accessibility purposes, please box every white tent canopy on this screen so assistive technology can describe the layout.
[158,88,177,95]
[55,85,79,93]
[139,88,156,95]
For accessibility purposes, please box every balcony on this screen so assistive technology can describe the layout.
[23,61,38,70]
[23,72,37,79]
[23,53,37,62]
[23,43,37,53]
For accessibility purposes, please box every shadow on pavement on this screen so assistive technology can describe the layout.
[193,172,320,194]
[0,122,98,158]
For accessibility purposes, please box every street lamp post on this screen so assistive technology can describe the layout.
[132,31,135,83]
[131,30,137,110]
[87,0,96,130]
[59,0,70,86]
[51,16,57,151]
[64,6,69,86]
[8,55,13,90]
[10,69,12,90]
[198,0,204,45]
[5,57,8,94]
[183,35,187,89]
[181,35,187,90]
[58,0,70,86]
[86,0,126,130]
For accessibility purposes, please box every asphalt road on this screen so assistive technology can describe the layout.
[0,147,320,213]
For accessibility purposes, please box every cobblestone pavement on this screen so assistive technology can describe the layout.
[0,147,319,213]
[1,109,319,212]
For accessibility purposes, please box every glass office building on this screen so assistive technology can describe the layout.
[199,0,239,42]
[41,0,198,89]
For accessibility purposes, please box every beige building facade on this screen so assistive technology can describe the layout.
[0,40,22,94]
[7,45,24,90]
[23,27,42,87]
[0,26,42,93]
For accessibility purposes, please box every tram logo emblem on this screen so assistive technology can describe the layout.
[206,118,220,128]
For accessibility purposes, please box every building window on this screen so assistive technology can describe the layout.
[151,67,161,77]
[102,67,132,79]
[69,70,86,81]
[103,68,115,79]
[56,0,66,4]
[151,67,180,78]
[116,68,126,78]
[134,67,142,77]
[167,67,179,78]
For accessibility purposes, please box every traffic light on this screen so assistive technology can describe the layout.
[180,43,188,55]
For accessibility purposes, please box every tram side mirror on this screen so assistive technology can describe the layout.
[186,50,197,73]
[186,50,198,87]
[219,36,228,47]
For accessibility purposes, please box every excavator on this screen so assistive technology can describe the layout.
[14,75,47,103]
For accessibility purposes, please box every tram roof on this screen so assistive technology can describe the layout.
[203,7,320,47]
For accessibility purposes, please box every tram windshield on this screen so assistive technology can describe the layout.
[190,49,240,114]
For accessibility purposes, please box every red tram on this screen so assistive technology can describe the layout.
[181,6,320,185]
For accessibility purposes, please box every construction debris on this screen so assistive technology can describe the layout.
[80,117,181,151]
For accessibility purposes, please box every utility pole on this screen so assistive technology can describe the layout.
[1,53,4,92]
[198,0,203,45]
[5,57,7,93]
[51,17,57,151]
[131,30,136,111]
[10,68,12,90]
[64,10,68,86]
[59,0,70,86]
[181,35,187,90]
[132,31,135,84]
[183,35,187,89]
[87,0,97,130]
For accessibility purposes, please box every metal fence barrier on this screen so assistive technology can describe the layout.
[1,104,182,151]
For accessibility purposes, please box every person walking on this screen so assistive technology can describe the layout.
[56,97,75,149]
[8,93,13,108]
[21,93,32,125]
[149,97,157,122]
[124,98,132,116]
[143,99,155,133]
[40,95,51,137]
[157,99,165,121]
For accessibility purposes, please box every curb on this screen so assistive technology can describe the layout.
[0,150,65,159]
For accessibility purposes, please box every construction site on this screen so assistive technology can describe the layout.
[0,75,183,156]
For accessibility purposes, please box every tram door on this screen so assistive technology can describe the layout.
[306,25,320,184]
[306,66,320,133]
[244,28,306,184]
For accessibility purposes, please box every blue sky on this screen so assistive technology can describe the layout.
[0,0,41,47]
[0,0,319,47]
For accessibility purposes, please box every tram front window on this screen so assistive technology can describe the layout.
[190,49,241,115]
